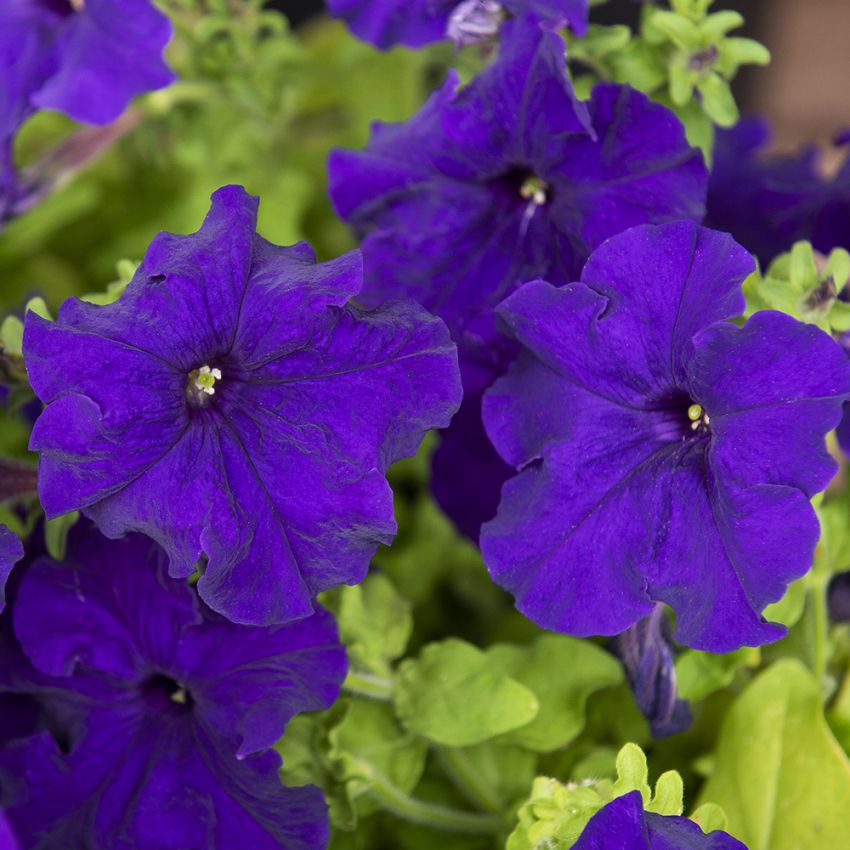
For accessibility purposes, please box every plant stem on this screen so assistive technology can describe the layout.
[343,670,394,701]
[366,774,504,835]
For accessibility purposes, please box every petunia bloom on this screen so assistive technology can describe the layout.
[481,221,850,652]
[330,17,707,536]
[0,0,174,221]
[574,792,746,850]
[23,185,462,626]
[327,0,589,50]
[0,527,346,849]
[705,117,850,267]
[0,526,22,613]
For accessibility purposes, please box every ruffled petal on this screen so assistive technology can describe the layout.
[31,0,174,125]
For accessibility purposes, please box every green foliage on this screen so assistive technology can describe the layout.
[675,646,760,702]
[506,743,694,850]
[395,639,539,747]
[701,660,850,850]
[44,511,80,560]
[567,0,769,156]
[330,574,413,676]
[488,635,623,752]
[742,241,850,331]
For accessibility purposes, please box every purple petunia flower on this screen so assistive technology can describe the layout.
[0,526,22,613]
[574,792,746,850]
[330,17,707,537]
[0,0,174,221]
[23,185,462,627]
[327,0,588,50]
[0,526,346,849]
[705,117,850,267]
[481,221,850,653]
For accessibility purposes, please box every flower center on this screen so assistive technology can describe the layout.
[519,175,549,206]
[142,673,194,713]
[69,0,84,10]
[687,403,710,432]
[186,365,222,407]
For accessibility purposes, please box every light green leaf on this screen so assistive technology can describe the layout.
[44,511,80,561]
[329,699,428,818]
[646,771,684,816]
[612,743,651,804]
[0,316,23,357]
[394,639,539,747]
[699,10,744,42]
[762,576,807,628]
[716,37,770,76]
[691,802,728,834]
[334,573,412,674]
[669,59,696,107]
[701,660,850,850]
[789,241,819,291]
[676,646,759,701]
[697,73,738,126]
[646,11,700,49]
[488,634,623,752]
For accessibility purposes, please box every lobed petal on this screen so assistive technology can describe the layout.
[31,0,174,125]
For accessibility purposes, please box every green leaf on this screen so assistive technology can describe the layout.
[675,646,760,701]
[506,777,610,850]
[646,11,700,49]
[700,660,850,850]
[762,576,807,628]
[697,73,738,126]
[329,699,428,819]
[669,59,696,107]
[691,802,728,834]
[44,511,80,560]
[827,247,850,291]
[645,771,684,816]
[394,639,539,747]
[716,37,770,76]
[789,241,819,291]
[334,574,412,675]
[699,10,744,42]
[277,709,357,830]
[487,635,623,752]
[439,742,537,812]
[0,316,23,357]
[612,743,651,804]
[81,259,139,306]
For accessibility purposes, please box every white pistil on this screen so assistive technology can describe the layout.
[194,365,222,396]
[70,0,85,11]
[520,176,548,206]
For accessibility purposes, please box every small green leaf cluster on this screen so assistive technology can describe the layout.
[742,242,850,333]
[568,0,769,156]
[506,743,695,850]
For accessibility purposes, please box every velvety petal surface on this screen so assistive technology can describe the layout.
[482,222,850,650]
[0,725,328,850]
[12,529,346,756]
[0,526,345,850]
[31,0,174,125]
[573,793,746,849]
[24,185,462,626]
